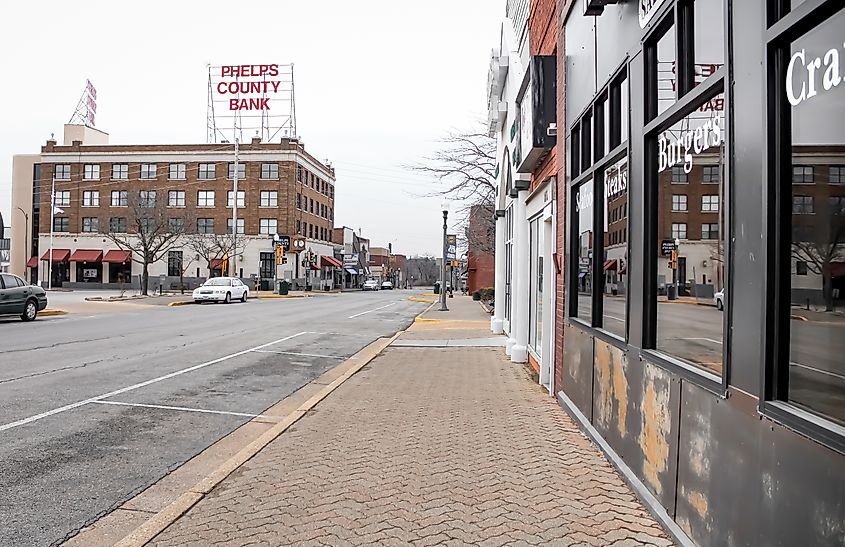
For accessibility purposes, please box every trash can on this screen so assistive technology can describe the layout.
[667,285,677,300]
[260,279,270,291]
[434,282,441,294]
[278,280,290,295]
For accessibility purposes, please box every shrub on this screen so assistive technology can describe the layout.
[472,291,481,301]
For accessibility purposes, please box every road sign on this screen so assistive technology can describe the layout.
[446,234,457,260]
[661,239,676,257]
[278,234,291,252]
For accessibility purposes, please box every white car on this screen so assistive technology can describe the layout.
[381,280,394,290]
[714,289,725,311]
[362,279,380,291]
[193,277,249,304]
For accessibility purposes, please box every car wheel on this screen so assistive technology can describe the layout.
[241,291,247,303]
[21,299,38,322]
[224,292,231,304]
[716,299,724,311]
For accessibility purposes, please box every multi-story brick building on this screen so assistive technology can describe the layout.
[10,124,338,290]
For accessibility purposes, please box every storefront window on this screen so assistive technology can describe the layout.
[504,204,514,325]
[529,217,543,355]
[656,24,677,116]
[785,9,845,426]
[575,181,595,323]
[654,93,726,375]
[603,157,628,339]
[692,0,725,87]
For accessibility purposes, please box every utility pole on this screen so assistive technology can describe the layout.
[440,202,449,311]
[48,177,55,290]
[231,138,240,278]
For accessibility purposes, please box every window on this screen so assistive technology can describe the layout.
[692,0,725,86]
[168,190,185,207]
[830,166,845,185]
[308,224,313,238]
[792,165,814,184]
[198,163,216,180]
[228,163,246,180]
[672,195,688,211]
[83,164,100,180]
[261,163,278,179]
[260,190,278,207]
[296,193,302,209]
[529,216,544,354]
[168,251,183,277]
[111,190,128,207]
[602,159,628,339]
[671,223,687,240]
[197,218,214,234]
[227,218,245,235]
[573,181,594,324]
[309,198,314,214]
[227,191,245,208]
[169,163,186,180]
[55,191,71,207]
[702,165,721,183]
[168,218,185,233]
[197,191,215,207]
[53,217,69,232]
[701,223,719,239]
[655,23,677,117]
[82,191,99,207]
[671,166,688,183]
[139,190,156,208]
[259,218,278,235]
[112,164,128,180]
[295,219,301,234]
[82,217,99,232]
[297,166,304,182]
[109,217,127,233]
[792,195,814,214]
[795,261,808,276]
[702,195,719,212]
[140,164,157,179]
[829,197,845,216]
[55,164,71,180]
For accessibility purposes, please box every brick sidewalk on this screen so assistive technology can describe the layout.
[149,299,672,546]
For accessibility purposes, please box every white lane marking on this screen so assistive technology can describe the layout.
[252,349,344,359]
[91,400,274,419]
[790,362,845,381]
[604,314,625,322]
[681,337,723,345]
[348,302,396,319]
[0,332,308,433]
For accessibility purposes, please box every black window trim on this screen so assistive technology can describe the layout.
[762,0,845,455]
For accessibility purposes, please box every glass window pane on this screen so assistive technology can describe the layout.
[656,24,677,116]
[693,0,724,89]
[575,181,594,323]
[786,10,845,426]
[655,94,726,375]
[603,157,628,339]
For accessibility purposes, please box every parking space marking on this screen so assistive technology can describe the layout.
[0,331,308,434]
[90,400,274,419]
[348,302,396,319]
[251,349,345,359]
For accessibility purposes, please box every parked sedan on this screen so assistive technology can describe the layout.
[0,273,48,321]
[192,277,249,304]
[381,281,394,290]
[362,279,380,291]
[714,289,725,311]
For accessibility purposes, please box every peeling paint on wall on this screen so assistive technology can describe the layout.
[594,341,628,437]
[640,363,671,497]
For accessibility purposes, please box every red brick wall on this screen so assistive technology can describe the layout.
[467,252,495,294]
[554,0,569,395]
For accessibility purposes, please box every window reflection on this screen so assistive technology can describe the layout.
[655,93,726,374]
[603,158,628,339]
[656,25,677,116]
[693,0,724,88]
[786,10,845,426]
[575,181,594,323]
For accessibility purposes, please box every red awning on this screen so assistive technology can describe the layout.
[619,265,627,275]
[103,250,132,263]
[209,258,224,270]
[832,262,845,277]
[26,256,38,268]
[40,249,70,262]
[309,263,321,271]
[603,259,617,271]
[321,255,343,268]
[69,249,103,263]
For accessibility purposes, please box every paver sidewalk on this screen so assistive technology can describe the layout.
[149,297,672,546]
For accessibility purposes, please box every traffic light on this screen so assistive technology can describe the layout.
[669,249,678,270]
[275,245,285,265]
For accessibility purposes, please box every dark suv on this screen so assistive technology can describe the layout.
[0,273,48,321]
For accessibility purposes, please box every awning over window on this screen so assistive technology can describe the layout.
[309,263,320,271]
[345,268,358,275]
[40,249,70,262]
[26,257,38,268]
[70,249,103,263]
[209,258,224,270]
[321,256,343,268]
[103,250,132,263]
[603,259,617,271]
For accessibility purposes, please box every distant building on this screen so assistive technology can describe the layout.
[466,204,495,294]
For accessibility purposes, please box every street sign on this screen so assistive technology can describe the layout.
[446,234,457,260]
[278,234,291,252]
[661,239,676,257]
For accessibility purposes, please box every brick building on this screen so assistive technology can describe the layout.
[10,124,337,289]
[466,204,495,294]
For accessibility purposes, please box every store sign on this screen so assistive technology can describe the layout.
[658,114,723,174]
[446,235,457,260]
[83,268,98,278]
[576,183,593,213]
[639,0,669,28]
[83,80,97,127]
[786,45,843,107]
[661,239,676,257]
[213,64,283,111]
[605,161,628,201]
[515,56,557,173]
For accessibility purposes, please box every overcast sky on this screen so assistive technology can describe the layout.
[0,1,502,256]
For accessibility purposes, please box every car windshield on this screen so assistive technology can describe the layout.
[204,279,231,286]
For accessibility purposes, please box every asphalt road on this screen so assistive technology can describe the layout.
[0,290,427,547]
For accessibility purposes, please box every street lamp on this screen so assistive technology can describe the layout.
[15,206,28,279]
[440,200,450,311]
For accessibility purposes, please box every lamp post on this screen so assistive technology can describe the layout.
[440,200,449,311]
[15,206,28,279]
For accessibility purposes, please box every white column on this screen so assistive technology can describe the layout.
[491,213,506,334]
[510,189,530,363]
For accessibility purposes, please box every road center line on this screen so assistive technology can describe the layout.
[91,400,273,419]
[252,349,344,359]
[0,332,308,434]
[348,302,396,319]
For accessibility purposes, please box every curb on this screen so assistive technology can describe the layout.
[408,297,436,303]
[112,311,423,547]
[40,309,68,317]
[255,294,306,299]
[167,301,193,307]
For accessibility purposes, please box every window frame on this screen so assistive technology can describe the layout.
[168,190,186,208]
[260,190,278,208]
[169,163,187,180]
[54,164,72,181]
[227,190,246,208]
[228,163,246,180]
[260,163,279,180]
[140,164,157,180]
[111,164,129,180]
[197,190,215,208]
[82,190,100,207]
[81,217,99,233]
[83,164,100,181]
[198,163,216,180]
[53,217,70,232]
[109,217,127,233]
[111,190,128,207]
[259,218,278,235]
[226,217,245,235]
[197,218,215,234]
[55,191,71,208]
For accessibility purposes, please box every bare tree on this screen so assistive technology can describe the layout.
[406,255,440,287]
[186,233,247,278]
[791,207,845,311]
[103,191,193,295]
